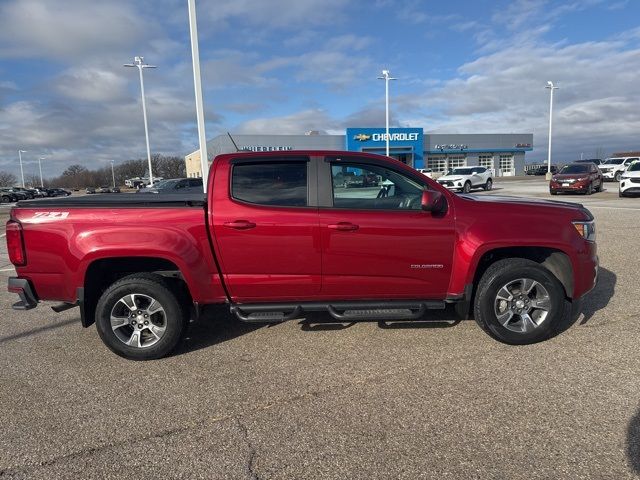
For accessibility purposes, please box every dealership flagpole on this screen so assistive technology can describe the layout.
[545,81,559,180]
[378,70,396,157]
[188,0,209,193]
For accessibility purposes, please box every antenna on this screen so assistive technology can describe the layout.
[227,132,240,152]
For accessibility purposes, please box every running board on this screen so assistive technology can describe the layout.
[230,301,444,324]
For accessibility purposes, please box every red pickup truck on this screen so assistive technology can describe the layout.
[6,151,598,360]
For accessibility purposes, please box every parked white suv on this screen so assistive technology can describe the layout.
[600,157,639,182]
[437,166,492,193]
[619,161,640,197]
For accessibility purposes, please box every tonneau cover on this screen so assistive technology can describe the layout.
[15,193,206,208]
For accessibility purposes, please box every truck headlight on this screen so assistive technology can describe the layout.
[573,221,596,242]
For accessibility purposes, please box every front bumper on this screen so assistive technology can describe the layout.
[601,170,617,180]
[437,181,464,191]
[550,182,589,193]
[620,179,640,194]
[8,277,38,310]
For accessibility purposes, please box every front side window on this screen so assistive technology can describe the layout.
[331,162,424,210]
[232,161,308,207]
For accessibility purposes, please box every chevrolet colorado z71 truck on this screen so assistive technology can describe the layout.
[6,151,598,360]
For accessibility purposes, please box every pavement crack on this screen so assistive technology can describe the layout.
[235,417,261,480]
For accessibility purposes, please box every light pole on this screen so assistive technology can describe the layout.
[111,160,116,188]
[187,0,209,192]
[38,157,45,187]
[377,69,396,157]
[124,56,157,186]
[18,150,27,187]
[545,81,559,180]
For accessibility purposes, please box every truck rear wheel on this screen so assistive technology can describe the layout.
[95,274,187,360]
[473,258,567,345]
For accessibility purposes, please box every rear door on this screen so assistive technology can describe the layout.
[210,155,321,302]
[318,156,456,299]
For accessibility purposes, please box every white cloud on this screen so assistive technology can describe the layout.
[0,0,146,60]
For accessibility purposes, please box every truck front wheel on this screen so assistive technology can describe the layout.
[473,258,567,345]
[95,274,188,360]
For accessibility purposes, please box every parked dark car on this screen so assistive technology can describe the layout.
[86,187,96,194]
[46,188,71,197]
[110,187,121,193]
[27,188,47,198]
[550,163,603,195]
[7,189,29,200]
[527,166,558,176]
[137,178,203,194]
[96,186,113,194]
[0,188,18,203]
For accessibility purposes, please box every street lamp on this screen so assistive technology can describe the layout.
[18,150,27,187]
[187,0,209,192]
[38,157,45,187]
[111,160,116,188]
[545,81,559,180]
[377,69,397,157]
[124,56,157,186]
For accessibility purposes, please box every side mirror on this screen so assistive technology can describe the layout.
[421,190,445,213]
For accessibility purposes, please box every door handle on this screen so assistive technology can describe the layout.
[328,222,359,231]
[224,220,256,230]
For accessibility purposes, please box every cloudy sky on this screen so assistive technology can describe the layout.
[0,0,639,177]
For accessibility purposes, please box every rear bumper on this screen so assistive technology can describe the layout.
[8,277,38,310]
[550,183,589,193]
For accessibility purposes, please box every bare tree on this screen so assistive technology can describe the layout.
[0,171,17,187]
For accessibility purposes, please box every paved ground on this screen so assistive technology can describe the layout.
[1,179,639,479]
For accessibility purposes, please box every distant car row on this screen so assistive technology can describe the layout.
[86,186,121,194]
[0,187,70,203]
[549,157,640,196]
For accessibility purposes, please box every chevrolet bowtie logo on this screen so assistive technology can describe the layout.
[353,133,371,142]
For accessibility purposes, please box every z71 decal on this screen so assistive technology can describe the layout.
[31,212,70,220]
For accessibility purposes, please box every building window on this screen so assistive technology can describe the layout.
[448,155,467,170]
[499,155,515,176]
[427,155,447,173]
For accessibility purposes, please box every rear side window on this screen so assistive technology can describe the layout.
[232,162,308,207]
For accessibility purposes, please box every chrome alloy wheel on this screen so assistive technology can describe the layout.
[109,293,167,348]
[494,278,551,333]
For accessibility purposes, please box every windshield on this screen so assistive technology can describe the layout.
[449,168,474,175]
[604,158,624,165]
[560,165,589,174]
[628,162,640,172]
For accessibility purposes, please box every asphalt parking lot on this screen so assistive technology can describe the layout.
[1,178,639,479]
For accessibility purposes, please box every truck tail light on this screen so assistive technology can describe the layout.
[6,221,26,266]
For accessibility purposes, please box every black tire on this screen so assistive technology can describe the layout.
[95,273,188,360]
[473,258,567,345]
[619,190,625,198]
[585,182,593,195]
[484,178,493,191]
[614,172,622,182]
[463,181,471,193]
[1,195,10,204]
[597,181,603,192]
[550,189,557,195]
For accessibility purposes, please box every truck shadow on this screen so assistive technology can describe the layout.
[627,406,640,474]
[174,266,615,356]
[573,266,616,327]
[173,305,463,356]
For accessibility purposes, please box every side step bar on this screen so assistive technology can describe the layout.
[230,300,445,324]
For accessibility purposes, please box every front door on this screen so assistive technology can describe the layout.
[210,156,321,302]
[319,157,456,299]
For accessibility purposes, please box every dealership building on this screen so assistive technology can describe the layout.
[185,128,533,178]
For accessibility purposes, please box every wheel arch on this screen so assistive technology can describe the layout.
[81,256,193,328]
[470,246,573,301]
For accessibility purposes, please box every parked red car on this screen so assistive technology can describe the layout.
[550,163,603,195]
[6,151,598,360]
